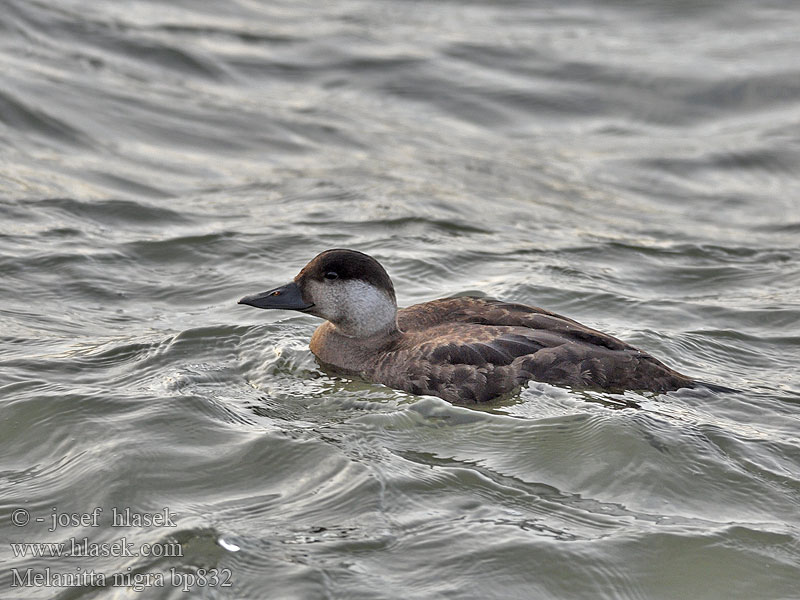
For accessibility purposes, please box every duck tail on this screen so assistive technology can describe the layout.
[694,380,740,394]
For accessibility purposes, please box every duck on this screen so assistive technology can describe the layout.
[238,248,710,404]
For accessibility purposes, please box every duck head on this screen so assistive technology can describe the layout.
[238,249,398,338]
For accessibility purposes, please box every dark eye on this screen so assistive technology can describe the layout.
[324,271,339,280]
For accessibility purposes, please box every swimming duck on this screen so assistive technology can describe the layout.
[239,249,700,403]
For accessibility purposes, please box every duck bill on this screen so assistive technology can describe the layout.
[238,281,313,311]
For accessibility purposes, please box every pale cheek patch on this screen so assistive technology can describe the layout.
[307,279,396,337]
[304,279,336,320]
[337,280,396,336]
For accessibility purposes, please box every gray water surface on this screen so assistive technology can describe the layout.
[2,1,800,599]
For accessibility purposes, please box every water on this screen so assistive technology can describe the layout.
[2,0,799,598]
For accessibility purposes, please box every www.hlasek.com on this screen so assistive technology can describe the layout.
[8,506,233,592]
[10,536,183,559]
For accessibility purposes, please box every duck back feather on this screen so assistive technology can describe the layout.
[366,297,693,403]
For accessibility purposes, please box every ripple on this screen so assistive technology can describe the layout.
[3,0,800,597]
[1,93,92,151]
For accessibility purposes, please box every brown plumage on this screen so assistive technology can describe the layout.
[314,297,694,403]
[239,249,699,404]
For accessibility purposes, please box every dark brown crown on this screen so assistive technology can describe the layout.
[295,249,396,300]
